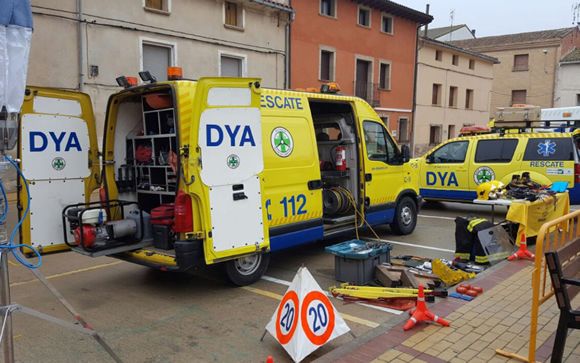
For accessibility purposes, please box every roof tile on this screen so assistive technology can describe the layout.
[450,28,574,50]
[561,48,580,63]
[420,24,468,39]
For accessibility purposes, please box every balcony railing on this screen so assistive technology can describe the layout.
[354,81,380,107]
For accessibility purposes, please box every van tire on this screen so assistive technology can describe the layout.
[390,196,417,235]
[225,253,270,286]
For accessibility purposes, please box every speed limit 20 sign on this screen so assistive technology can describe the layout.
[266,267,350,362]
[276,290,299,344]
[301,291,335,346]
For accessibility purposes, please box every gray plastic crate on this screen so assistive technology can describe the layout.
[334,250,390,285]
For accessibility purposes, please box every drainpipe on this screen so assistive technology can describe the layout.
[410,26,420,156]
[77,0,84,91]
[410,4,429,157]
[286,0,293,89]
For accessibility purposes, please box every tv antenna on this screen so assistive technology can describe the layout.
[449,9,455,41]
[573,1,580,25]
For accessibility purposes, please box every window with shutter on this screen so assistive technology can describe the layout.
[320,0,336,17]
[142,43,173,81]
[449,86,458,107]
[465,89,474,109]
[145,0,169,12]
[358,7,371,27]
[224,1,243,28]
[220,55,243,77]
[511,90,527,105]
[320,50,334,81]
[379,63,391,89]
[381,14,393,33]
[448,125,456,139]
[398,118,409,142]
[513,54,529,71]
[452,54,459,66]
[429,125,442,145]
[432,84,441,105]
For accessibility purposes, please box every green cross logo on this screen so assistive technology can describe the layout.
[474,166,495,185]
[271,127,293,157]
[227,154,240,169]
[52,157,66,171]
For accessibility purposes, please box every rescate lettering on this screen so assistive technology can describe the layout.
[260,95,304,110]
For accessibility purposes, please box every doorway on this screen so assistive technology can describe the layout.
[355,59,372,100]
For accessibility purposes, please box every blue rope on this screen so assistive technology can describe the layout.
[0,178,8,223]
[0,156,42,269]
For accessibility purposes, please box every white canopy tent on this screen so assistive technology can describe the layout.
[0,0,33,114]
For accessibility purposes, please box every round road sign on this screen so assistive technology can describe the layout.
[276,290,299,344]
[300,291,335,346]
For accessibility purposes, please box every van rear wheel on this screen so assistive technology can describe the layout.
[225,253,270,286]
[390,196,417,235]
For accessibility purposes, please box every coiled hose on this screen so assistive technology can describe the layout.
[0,156,42,269]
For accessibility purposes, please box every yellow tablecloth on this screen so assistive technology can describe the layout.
[506,192,570,239]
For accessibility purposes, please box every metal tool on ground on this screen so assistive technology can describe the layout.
[330,284,433,300]
[337,295,417,312]
[403,285,450,331]
[508,233,535,261]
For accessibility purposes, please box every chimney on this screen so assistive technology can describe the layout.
[423,4,430,38]
[471,29,476,37]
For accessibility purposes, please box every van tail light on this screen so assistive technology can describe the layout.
[99,187,107,203]
[174,190,193,232]
[575,164,580,184]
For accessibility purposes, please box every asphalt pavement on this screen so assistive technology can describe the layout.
[3,201,509,363]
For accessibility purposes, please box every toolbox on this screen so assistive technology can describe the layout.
[326,240,391,285]
[150,204,174,249]
[152,224,173,250]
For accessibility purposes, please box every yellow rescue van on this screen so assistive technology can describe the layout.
[414,130,580,204]
[18,76,420,285]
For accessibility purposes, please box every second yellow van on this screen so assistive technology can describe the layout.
[414,130,580,204]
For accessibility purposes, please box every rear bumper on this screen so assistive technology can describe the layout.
[115,240,205,272]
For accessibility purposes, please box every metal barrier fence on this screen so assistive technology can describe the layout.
[497,209,580,362]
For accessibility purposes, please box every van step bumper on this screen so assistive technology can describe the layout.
[115,249,181,272]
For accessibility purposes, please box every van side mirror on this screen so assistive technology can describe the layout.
[426,154,433,163]
[401,145,410,163]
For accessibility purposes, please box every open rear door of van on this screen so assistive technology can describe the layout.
[193,78,268,263]
[18,87,100,254]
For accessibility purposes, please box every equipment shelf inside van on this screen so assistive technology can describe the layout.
[115,89,177,211]
[311,101,360,230]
